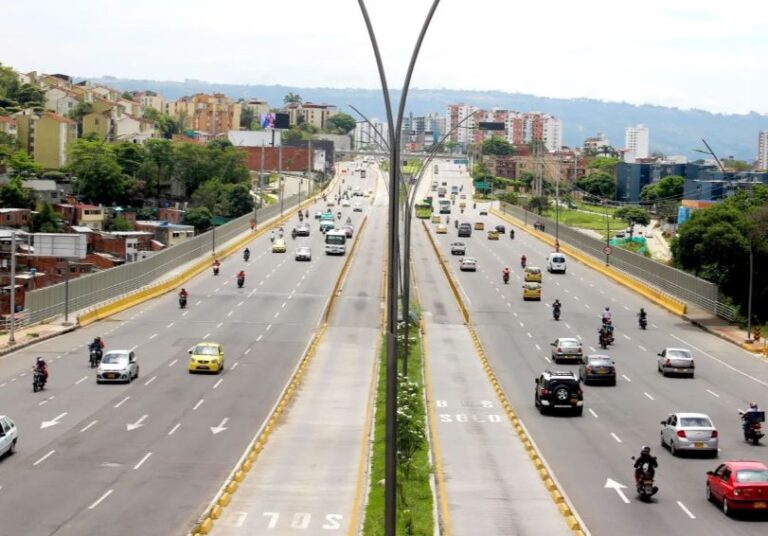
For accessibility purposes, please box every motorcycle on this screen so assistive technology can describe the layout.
[89,347,102,368]
[213,265,220,276]
[33,370,46,392]
[179,295,187,309]
[502,272,510,285]
[237,276,245,289]
[243,251,250,262]
[510,230,515,239]
[633,460,658,501]
[520,258,527,269]
[639,316,647,330]
[599,330,610,349]
[553,306,561,321]
[741,411,765,445]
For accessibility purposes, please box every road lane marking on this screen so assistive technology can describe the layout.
[133,452,152,470]
[622,374,632,382]
[527,332,532,338]
[232,362,239,370]
[182,311,189,317]
[677,501,696,519]
[274,312,280,318]
[88,489,114,510]
[644,392,655,401]
[114,396,130,408]
[168,423,181,436]
[519,321,525,328]
[38,396,55,406]
[75,376,88,385]
[167,322,174,328]
[506,302,511,308]
[216,322,223,329]
[144,375,157,386]
[638,345,647,352]
[623,305,630,310]
[574,296,580,301]
[535,344,541,351]
[513,312,518,317]
[670,334,768,388]
[589,409,599,418]
[589,346,596,352]
[267,324,272,330]
[707,389,721,398]
[227,311,233,317]
[244,348,251,355]
[193,399,205,410]
[213,379,223,389]
[237,301,244,307]
[195,300,202,306]
[564,323,571,329]
[168,359,178,367]
[149,333,158,340]
[611,433,623,443]
[256,335,263,342]
[281,302,287,308]
[33,450,55,466]
[203,333,210,340]
[623,334,631,340]
[80,420,98,433]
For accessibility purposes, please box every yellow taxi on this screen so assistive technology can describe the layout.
[188,342,224,374]
[524,266,542,282]
[522,282,542,301]
[459,201,466,209]
[474,222,485,230]
[272,238,287,253]
[436,224,448,234]
[487,230,499,240]
[431,214,441,223]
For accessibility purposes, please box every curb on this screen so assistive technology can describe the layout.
[421,222,589,536]
[490,207,687,316]
[0,325,78,357]
[682,315,768,357]
[190,212,370,536]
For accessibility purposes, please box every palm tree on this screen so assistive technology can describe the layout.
[283,93,303,105]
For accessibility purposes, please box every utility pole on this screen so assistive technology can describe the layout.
[8,232,16,344]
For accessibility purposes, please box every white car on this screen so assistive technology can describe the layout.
[341,199,351,207]
[657,348,695,378]
[460,257,478,271]
[644,230,654,238]
[295,246,312,261]
[0,416,18,458]
[479,208,488,215]
[660,412,718,457]
[97,350,139,383]
[353,202,363,212]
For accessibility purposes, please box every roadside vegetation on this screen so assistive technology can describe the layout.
[364,315,433,536]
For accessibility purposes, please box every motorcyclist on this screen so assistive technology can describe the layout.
[633,446,658,483]
[454,219,458,229]
[34,357,48,387]
[740,403,761,439]
[502,267,510,284]
[243,248,250,261]
[278,227,284,239]
[520,255,527,268]
[236,270,245,287]
[552,299,562,319]
[337,211,342,220]
[346,216,352,225]
[213,258,221,275]
[602,307,612,323]
[510,229,515,239]
[179,288,188,300]
[270,230,275,243]
[446,215,450,224]
[638,308,647,328]
[305,210,309,219]
[291,228,297,239]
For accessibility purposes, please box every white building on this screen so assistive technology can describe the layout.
[541,115,563,153]
[353,118,387,150]
[624,124,650,162]
[758,130,768,171]
[445,104,478,146]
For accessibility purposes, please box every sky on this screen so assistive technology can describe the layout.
[2,0,767,115]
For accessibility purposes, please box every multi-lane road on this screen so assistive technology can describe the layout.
[421,161,768,535]
[0,163,372,535]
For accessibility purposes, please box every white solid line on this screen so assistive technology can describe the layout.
[203,333,210,340]
[114,396,130,408]
[80,420,98,433]
[167,322,174,328]
[33,450,55,466]
[670,334,768,388]
[133,452,152,470]
[611,433,623,443]
[256,335,263,342]
[677,501,696,519]
[88,489,113,510]
[144,375,157,386]
[193,399,204,411]
[638,345,647,352]
[75,376,88,385]
[589,409,599,418]
[149,333,158,340]
[644,392,655,401]
[707,389,721,398]
[168,359,178,367]
[168,423,181,436]
[622,374,632,382]
[231,362,239,370]
[213,379,223,389]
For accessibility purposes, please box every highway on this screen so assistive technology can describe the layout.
[419,161,768,535]
[0,163,371,535]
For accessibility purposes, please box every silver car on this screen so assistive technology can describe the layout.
[0,416,18,458]
[660,412,718,457]
[551,337,583,363]
[657,347,695,378]
[96,350,139,383]
[459,257,477,271]
[450,242,466,255]
[295,246,312,261]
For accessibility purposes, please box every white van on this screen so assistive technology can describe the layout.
[547,253,567,274]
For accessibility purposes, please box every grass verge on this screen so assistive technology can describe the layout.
[363,323,434,536]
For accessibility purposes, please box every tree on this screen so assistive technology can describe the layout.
[481,137,514,156]
[182,206,213,232]
[139,139,173,198]
[0,176,34,208]
[0,131,20,172]
[208,141,250,184]
[121,91,134,100]
[240,106,255,130]
[172,142,214,196]
[587,156,620,174]
[68,102,93,136]
[8,150,41,178]
[722,159,753,172]
[282,127,303,143]
[30,201,61,233]
[192,178,225,214]
[528,195,549,215]
[614,206,650,226]
[143,107,179,139]
[113,141,146,177]
[107,216,133,231]
[640,174,685,202]
[325,112,356,134]
[445,140,459,152]
[575,171,616,198]
[225,183,254,217]
[67,138,127,204]
[283,92,302,104]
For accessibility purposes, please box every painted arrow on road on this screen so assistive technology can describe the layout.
[126,415,148,431]
[210,418,229,435]
[605,478,630,504]
[41,412,68,429]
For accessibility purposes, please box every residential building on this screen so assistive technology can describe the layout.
[584,133,610,152]
[445,104,479,146]
[21,179,65,204]
[353,118,387,150]
[0,208,31,229]
[284,102,337,130]
[134,221,195,247]
[53,202,106,230]
[447,105,562,152]
[44,86,82,117]
[242,98,270,119]
[758,130,768,171]
[624,124,650,163]
[166,93,242,138]
[83,97,156,143]
[0,116,17,137]
[134,91,165,113]
[14,111,77,169]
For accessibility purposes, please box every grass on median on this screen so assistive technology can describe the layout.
[363,322,434,536]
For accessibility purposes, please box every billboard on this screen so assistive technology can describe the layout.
[33,233,87,259]
[478,122,505,131]
[260,112,290,130]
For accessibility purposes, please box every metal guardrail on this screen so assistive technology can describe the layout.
[499,202,738,321]
[20,194,303,327]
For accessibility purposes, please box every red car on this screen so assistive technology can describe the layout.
[706,460,768,516]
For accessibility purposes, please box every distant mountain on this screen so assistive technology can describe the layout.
[90,76,767,161]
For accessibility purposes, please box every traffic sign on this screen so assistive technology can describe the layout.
[603,246,613,255]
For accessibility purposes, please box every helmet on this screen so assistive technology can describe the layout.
[605,307,610,311]
[750,402,758,410]
[641,445,651,454]
[36,357,44,364]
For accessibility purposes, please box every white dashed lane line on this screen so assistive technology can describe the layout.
[622,374,632,382]
[707,389,721,398]
[610,433,623,443]
[589,409,599,418]
[644,392,655,401]
[677,501,696,519]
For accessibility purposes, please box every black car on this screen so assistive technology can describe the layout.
[495,224,506,234]
[578,355,617,386]
[534,370,583,416]
[458,223,472,237]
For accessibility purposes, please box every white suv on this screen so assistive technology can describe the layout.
[547,253,567,273]
[0,416,18,458]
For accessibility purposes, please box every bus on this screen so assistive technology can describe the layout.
[325,229,347,255]
[415,203,433,219]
